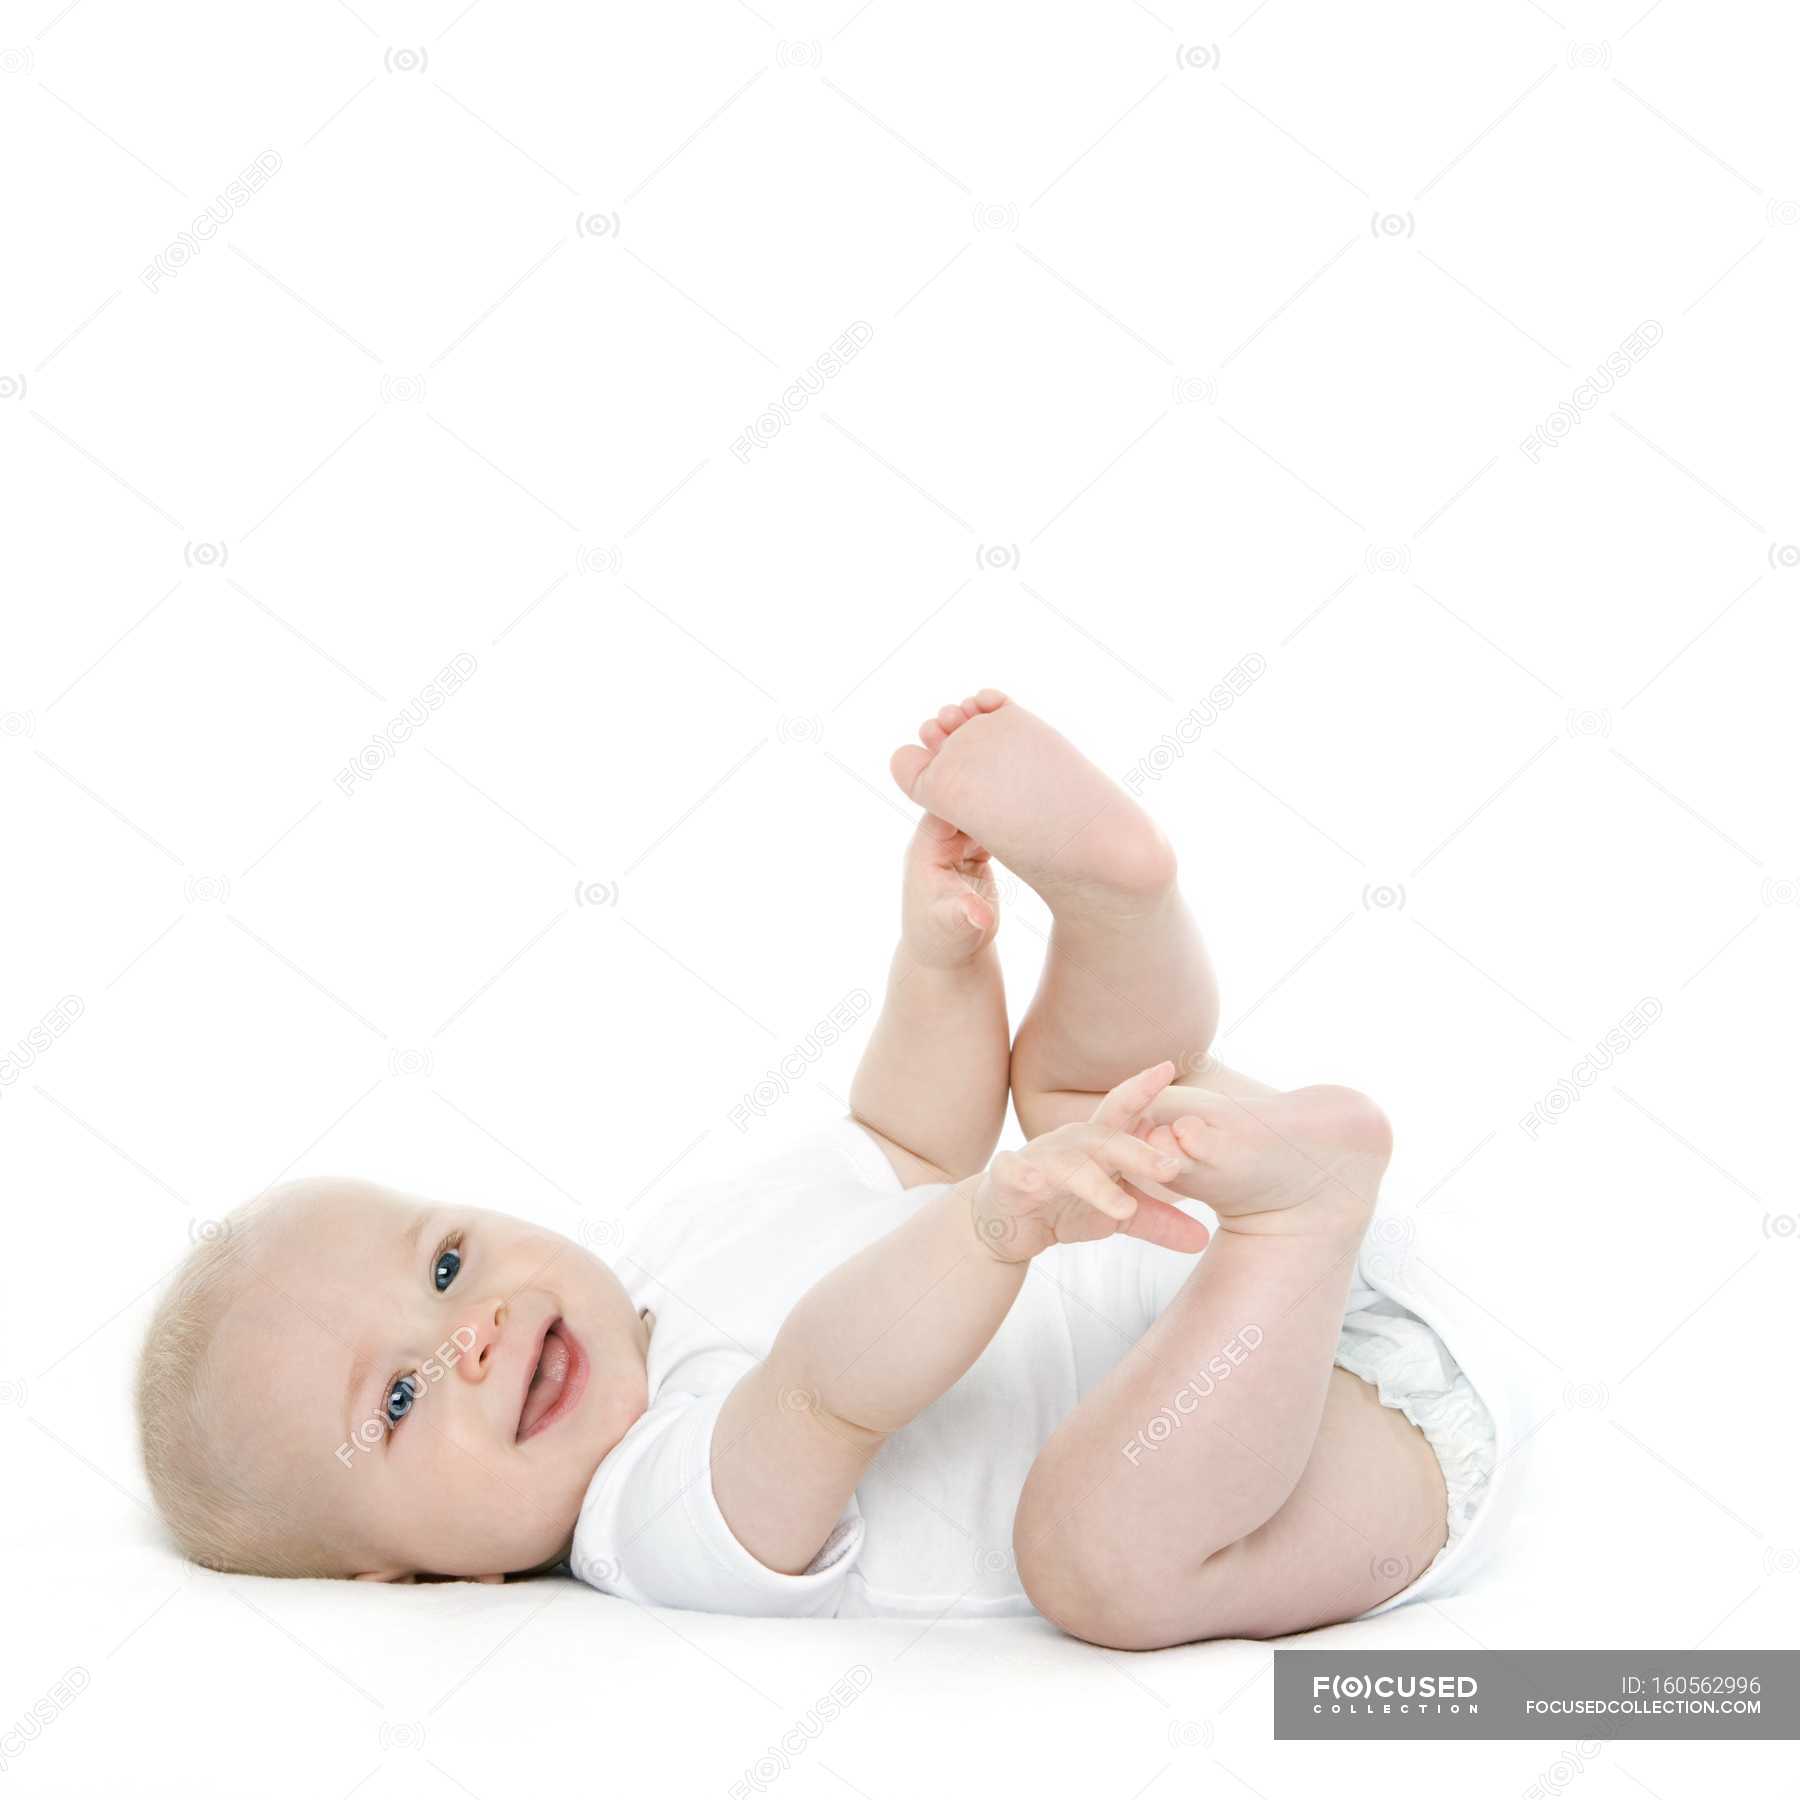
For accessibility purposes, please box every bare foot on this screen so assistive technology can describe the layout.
[1133,1083,1391,1238]
[888,692,1175,910]
[899,812,1001,969]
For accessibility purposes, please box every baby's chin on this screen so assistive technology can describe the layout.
[424,1428,623,1580]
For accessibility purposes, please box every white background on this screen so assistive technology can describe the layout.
[3,1,1797,1794]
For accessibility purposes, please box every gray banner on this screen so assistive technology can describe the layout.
[1274,1651,1800,1740]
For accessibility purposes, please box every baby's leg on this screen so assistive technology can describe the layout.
[889,693,1220,1135]
[1009,1087,1448,1648]
[849,812,1011,1185]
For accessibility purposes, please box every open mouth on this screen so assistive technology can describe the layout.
[516,1318,588,1443]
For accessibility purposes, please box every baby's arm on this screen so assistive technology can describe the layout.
[849,814,1009,1182]
[714,1066,1204,1577]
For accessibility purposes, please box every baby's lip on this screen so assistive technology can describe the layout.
[515,1314,552,1439]
[514,1316,588,1443]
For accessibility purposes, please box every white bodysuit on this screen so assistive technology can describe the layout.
[571,1119,1518,1622]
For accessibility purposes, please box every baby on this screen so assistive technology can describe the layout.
[138,693,1507,1646]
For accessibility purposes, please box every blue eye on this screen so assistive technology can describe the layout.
[384,1375,419,1428]
[434,1244,461,1292]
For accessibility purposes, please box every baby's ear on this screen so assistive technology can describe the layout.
[353,1569,417,1583]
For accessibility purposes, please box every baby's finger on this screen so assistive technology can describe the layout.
[1136,1084,1226,1131]
[1092,1127,1187,1196]
[1090,1060,1178,1133]
[1064,1157,1136,1225]
[1129,1118,1175,1153]
[1115,1191,1211,1254]
[991,1148,1041,1193]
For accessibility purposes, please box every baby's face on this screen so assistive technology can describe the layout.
[215,1179,650,1579]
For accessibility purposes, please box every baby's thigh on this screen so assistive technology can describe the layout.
[1024,1369,1448,1650]
[1177,1368,1449,1642]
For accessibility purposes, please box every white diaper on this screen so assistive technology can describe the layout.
[1331,1236,1506,1615]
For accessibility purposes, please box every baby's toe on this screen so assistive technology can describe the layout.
[951,891,993,933]
[890,743,932,799]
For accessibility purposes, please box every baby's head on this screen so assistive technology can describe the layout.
[137,1177,652,1582]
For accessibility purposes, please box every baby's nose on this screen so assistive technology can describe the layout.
[454,1298,508,1382]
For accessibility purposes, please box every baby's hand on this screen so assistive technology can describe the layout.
[969,1062,1212,1264]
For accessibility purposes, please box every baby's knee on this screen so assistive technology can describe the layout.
[1012,1480,1230,1650]
[1014,1530,1254,1652]
[1013,1540,1168,1651]
[1013,1469,1135,1645]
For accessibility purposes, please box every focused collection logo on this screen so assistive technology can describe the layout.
[1309,1671,1480,1716]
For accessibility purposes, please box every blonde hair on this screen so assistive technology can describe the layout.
[136,1190,329,1577]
